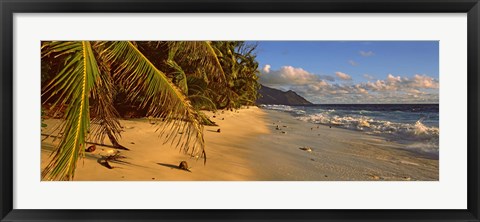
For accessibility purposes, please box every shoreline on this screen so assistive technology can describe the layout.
[250,109,438,180]
[264,107,439,160]
[41,106,438,181]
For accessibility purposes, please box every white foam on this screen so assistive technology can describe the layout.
[298,113,439,153]
[261,105,439,154]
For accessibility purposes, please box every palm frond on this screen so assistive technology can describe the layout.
[166,59,188,94]
[188,94,217,111]
[101,41,206,161]
[167,41,227,84]
[42,41,99,180]
[88,42,123,145]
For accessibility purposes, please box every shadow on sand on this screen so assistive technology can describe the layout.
[156,163,182,170]
[206,129,220,133]
[41,133,130,150]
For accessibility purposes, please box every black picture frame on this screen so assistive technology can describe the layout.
[1,0,479,221]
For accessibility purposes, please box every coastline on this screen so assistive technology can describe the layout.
[250,109,438,181]
[41,106,438,181]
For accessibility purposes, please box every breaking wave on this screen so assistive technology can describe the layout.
[260,104,439,154]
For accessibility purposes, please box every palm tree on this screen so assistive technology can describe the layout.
[231,42,261,106]
[41,41,227,180]
[211,41,260,109]
[165,41,260,110]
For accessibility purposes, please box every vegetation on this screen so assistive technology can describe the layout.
[41,41,260,180]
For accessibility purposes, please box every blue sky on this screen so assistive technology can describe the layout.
[248,41,439,104]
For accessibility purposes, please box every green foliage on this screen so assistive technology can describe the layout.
[42,41,98,180]
[212,41,261,109]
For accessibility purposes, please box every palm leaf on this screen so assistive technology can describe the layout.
[101,41,206,161]
[42,41,99,180]
[166,59,188,94]
[188,95,217,111]
[88,42,123,145]
[167,41,227,84]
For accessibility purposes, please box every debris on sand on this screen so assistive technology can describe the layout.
[366,174,384,180]
[299,146,312,152]
[179,161,192,172]
[99,151,126,169]
[85,145,96,152]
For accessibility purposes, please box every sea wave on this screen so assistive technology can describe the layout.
[260,104,439,154]
[258,104,306,115]
[297,114,438,143]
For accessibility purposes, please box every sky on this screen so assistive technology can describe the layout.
[248,41,439,104]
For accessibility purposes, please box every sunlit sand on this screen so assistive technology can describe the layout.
[41,106,438,181]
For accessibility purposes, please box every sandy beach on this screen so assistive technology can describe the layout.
[41,106,438,181]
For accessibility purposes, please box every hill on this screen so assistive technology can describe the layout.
[256,85,313,105]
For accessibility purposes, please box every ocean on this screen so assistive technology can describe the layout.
[259,104,439,156]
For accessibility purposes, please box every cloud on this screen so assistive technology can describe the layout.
[362,74,439,92]
[363,74,375,80]
[291,73,438,104]
[319,75,336,82]
[348,60,358,66]
[259,65,335,86]
[335,72,352,81]
[354,84,369,94]
[386,74,402,83]
[259,65,317,85]
[405,88,426,95]
[359,50,375,57]
[259,64,438,104]
[411,74,438,88]
[262,64,271,73]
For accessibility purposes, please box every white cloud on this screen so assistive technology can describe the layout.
[268,66,316,84]
[262,64,271,73]
[405,89,426,95]
[411,74,439,89]
[259,65,335,86]
[348,60,358,66]
[362,74,439,92]
[335,72,352,81]
[354,84,369,94]
[292,73,438,104]
[386,74,402,83]
[363,74,375,80]
[259,65,438,104]
[359,50,375,57]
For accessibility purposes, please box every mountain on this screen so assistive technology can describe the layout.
[256,85,313,105]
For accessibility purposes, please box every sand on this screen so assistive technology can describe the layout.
[41,106,438,181]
